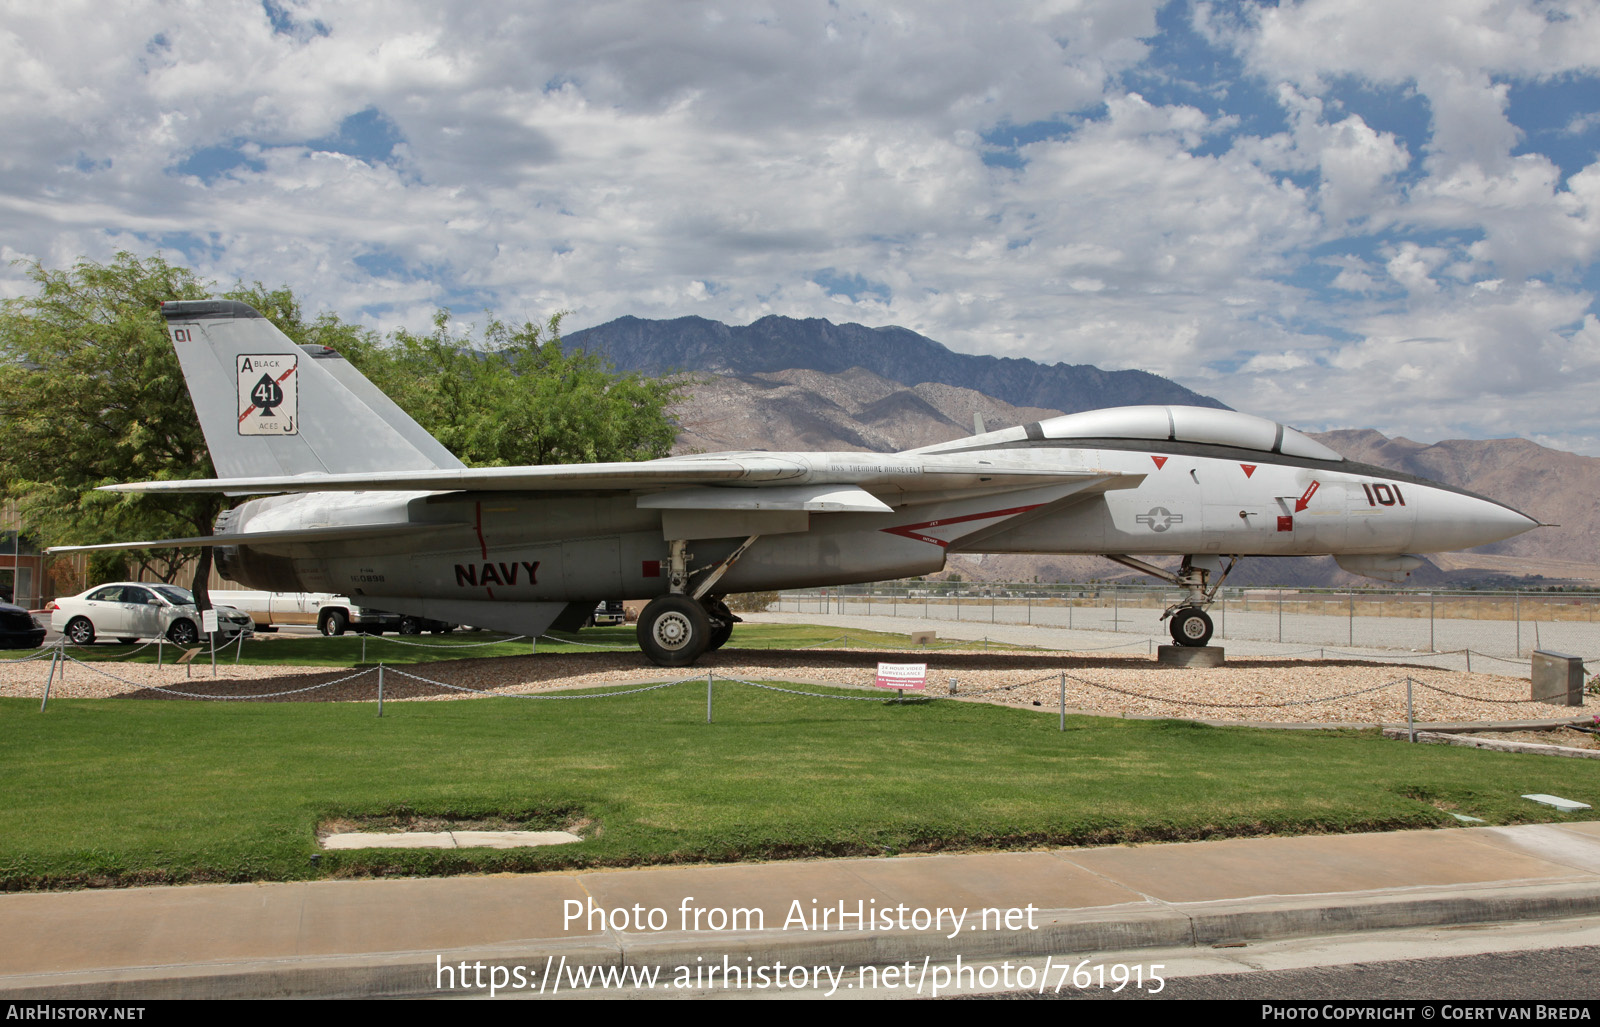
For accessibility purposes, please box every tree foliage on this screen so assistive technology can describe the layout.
[1,256,685,590]
[372,311,681,466]
[0,253,219,584]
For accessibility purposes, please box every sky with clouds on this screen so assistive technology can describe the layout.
[3,0,1599,453]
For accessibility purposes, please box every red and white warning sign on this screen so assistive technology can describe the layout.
[237,354,298,436]
[875,662,927,691]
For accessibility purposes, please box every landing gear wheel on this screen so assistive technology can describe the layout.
[66,617,95,646]
[319,609,348,636]
[638,595,711,667]
[704,598,735,651]
[167,619,200,647]
[1169,608,1214,647]
[399,617,422,635]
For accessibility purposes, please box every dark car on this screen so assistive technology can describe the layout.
[0,601,46,649]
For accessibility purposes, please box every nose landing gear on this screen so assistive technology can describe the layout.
[1104,553,1239,648]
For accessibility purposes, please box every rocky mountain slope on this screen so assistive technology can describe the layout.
[568,314,1226,416]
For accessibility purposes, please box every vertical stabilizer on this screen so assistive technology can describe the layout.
[160,300,463,478]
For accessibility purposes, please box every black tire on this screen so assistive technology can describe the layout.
[399,617,422,635]
[637,595,711,667]
[167,619,200,647]
[706,620,733,651]
[319,609,348,636]
[1170,608,1214,647]
[66,617,96,646]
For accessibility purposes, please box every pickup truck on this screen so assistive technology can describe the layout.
[207,591,409,636]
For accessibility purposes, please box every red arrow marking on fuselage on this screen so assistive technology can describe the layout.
[1151,455,1167,469]
[1240,464,1256,478]
[1295,480,1320,513]
[881,503,1045,547]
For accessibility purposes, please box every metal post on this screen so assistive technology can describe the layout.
[1348,592,1354,646]
[1113,591,1119,632]
[41,642,60,712]
[948,677,957,695]
[157,636,163,668]
[706,673,713,724]
[1406,677,1415,742]
[377,662,384,718]
[1429,593,1435,653]
[362,633,367,662]
[210,629,217,678]
[1219,589,1225,639]
[1278,589,1283,643]
[1467,649,1472,673]
[1515,594,1521,657]
[1059,672,1066,732]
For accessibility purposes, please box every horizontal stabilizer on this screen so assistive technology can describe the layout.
[46,522,440,554]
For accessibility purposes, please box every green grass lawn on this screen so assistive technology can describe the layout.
[4,679,1599,889]
[68,622,973,668]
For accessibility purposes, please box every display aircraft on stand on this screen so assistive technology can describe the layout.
[53,299,1540,667]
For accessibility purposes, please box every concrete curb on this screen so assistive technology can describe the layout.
[1385,727,1600,759]
[10,879,1600,999]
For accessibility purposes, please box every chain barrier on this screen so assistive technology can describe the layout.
[723,676,918,702]
[366,633,528,650]
[1409,679,1584,705]
[1056,670,1411,710]
[959,673,1065,697]
[537,634,637,650]
[1,648,56,664]
[59,636,165,659]
[385,666,700,699]
[59,654,378,699]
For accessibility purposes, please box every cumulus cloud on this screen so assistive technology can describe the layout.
[0,0,1598,452]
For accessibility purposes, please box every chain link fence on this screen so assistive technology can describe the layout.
[778,584,1600,661]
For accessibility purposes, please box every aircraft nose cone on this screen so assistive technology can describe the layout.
[1413,488,1540,551]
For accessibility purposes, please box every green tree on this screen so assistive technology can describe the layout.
[369,310,682,466]
[0,253,220,590]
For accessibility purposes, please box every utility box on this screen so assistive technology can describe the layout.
[1532,650,1585,706]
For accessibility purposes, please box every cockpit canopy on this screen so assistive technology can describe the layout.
[915,405,1343,461]
[1033,406,1342,461]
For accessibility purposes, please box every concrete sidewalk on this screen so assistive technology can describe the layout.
[9,821,1600,998]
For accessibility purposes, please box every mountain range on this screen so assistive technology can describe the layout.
[566,314,1225,415]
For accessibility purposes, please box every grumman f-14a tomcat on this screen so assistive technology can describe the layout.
[54,299,1540,667]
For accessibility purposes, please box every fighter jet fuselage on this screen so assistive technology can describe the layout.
[61,300,1538,665]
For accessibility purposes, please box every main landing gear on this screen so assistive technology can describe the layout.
[1104,553,1239,648]
[636,537,755,667]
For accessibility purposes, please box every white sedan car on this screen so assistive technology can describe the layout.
[47,583,254,646]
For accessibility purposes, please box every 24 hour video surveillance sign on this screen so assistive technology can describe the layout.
[237,354,298,436]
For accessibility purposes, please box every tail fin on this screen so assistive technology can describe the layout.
[160,300,463,478]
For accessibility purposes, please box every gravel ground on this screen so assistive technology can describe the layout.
[1,642,1586,726]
